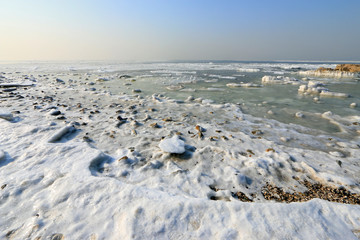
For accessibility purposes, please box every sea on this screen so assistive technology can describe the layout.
[1,60,360,140]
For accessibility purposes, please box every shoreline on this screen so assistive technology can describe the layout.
[1,65,360,239]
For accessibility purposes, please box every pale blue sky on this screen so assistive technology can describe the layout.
[1,0,359,61]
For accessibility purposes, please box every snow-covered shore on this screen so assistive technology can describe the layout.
[1,67,360,239]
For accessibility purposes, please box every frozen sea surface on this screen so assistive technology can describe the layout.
[0,61,360,239]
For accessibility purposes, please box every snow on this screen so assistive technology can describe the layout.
[159,136,186,154]
[47,125,77,143]
[0,63,360,239]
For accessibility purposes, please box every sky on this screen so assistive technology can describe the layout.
[1,0,360,62]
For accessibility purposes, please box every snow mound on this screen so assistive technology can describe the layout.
[159,136,186,154]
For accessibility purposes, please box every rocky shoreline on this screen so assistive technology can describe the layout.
[298,64,360,78]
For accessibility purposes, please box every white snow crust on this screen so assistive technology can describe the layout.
[0,64,360,240]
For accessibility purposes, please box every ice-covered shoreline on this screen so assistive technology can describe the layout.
[1,65,360,239]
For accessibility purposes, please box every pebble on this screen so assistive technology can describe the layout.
[150,123,160,128]
[50,233,64,240]
[50,110,61,116]
[56,78,65,84]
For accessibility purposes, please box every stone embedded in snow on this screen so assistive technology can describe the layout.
[50,110,61,116]
[0,150,5,161]
[56,78,65,84]
[96,77,109,82]
[159,136,186,154]
[0,113,14,121]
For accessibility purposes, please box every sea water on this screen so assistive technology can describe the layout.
[1,61,359,140]
[96,61,359,138]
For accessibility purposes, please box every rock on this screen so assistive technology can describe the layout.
[162,117,173,122]
[96,77,109,82]
[50,110,61,116]
[132,89,141,93]
[299,64,360,78]
[56,78,65,84]
[0,113,14,121]
[159,136,186,154]
[50,233,64,240]
[0,150,5,161]
[119,74,132,79]
[334,64,360,73]
[150,123,160,128]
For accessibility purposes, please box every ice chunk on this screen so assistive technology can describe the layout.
[320,91,349,98]
[159,136,186,154]
[350,102,357,108]
[226,83,262,88]
[237,68,260,72]
[262,76,299,85]
[295,112,304,118]
[298,70,359,78]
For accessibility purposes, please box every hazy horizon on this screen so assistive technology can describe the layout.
[1,0,360,62]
